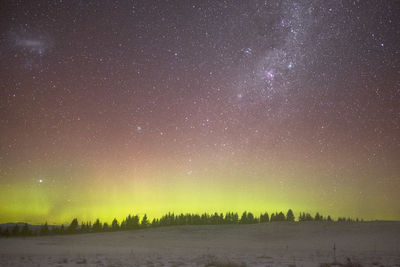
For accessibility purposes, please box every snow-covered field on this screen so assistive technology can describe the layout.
[0,221,399,266]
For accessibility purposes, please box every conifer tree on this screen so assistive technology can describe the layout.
[40,222,49,235]
[305,213,313,221]
[232,212,239,224]
[151,218,159,227]
[277,212,286,221]
[247,212,256,224]
[3,228,10,238]
[141,214,149,227]
[67,218,79,233]
[11,224,20,236]
[92,219,102,232]
[286,209,295,222]
[270,213,276,222]
[131,215,140,228]
[260,212,269,223]
[112,218,119,231]
[80,222,86,233]
[120,220,126,230]
[21,223,32,236]
[240,211,248,224]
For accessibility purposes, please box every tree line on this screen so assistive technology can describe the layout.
[0,210,363,238]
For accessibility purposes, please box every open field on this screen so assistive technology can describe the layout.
[0,221,399,266]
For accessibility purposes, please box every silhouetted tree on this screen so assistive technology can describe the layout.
[219,213,224,224]
[80,222,87,233]
[247,212,257,224]
[120,220,126,230]
[223,212,231,224]
[200,213,208,225]
[151,218,159,227]
[303,213,313,221]
[177,213,186,225]
[3,228,10,238]
[223,212,239,224]
[103,222,109,231]
[141,214,149,227]
[112,218,119,231]
[124,215,132,229]
[314,212,322,221]
[270,212,286,222]
[260,212,269,223]
[11,224,20,236]
[40,222,49,235]
[50,225,64,235]
[167,213,175,225]
[124,214,140,229]
[86,222,92,232]
[240,211,248,224]
[233,212,239,224]
[92,219,102,232]
[67,218,79,233]
[270,213,275,221]
[21,223,32,236]
[210,212,221,224]
[286,209,295,222]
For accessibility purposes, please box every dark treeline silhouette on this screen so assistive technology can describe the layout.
[0,209,363,238]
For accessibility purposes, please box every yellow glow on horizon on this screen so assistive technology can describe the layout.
[1,158,398,225]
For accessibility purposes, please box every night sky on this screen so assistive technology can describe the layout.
[0,1,399,224]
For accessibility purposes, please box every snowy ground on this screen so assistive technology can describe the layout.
[0,221,399,266]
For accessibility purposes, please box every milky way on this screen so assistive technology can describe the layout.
[0,1,399,224]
